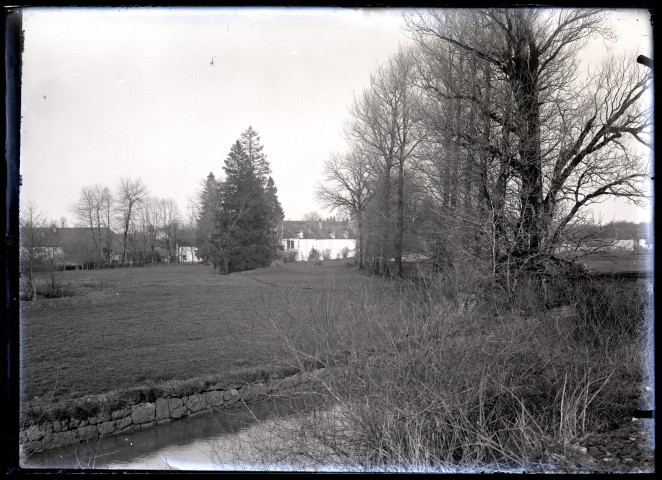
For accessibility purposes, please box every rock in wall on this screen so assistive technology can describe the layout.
[20,369,327,455]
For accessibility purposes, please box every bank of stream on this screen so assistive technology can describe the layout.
[22,387,329,471]
[19,365,335,470]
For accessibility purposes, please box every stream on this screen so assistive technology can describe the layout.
[22,394,327,471]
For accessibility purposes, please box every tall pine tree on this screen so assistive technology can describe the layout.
[213,127,283,274]
[196,172,220,264]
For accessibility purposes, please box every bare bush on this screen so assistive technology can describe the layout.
[255,263,650,472]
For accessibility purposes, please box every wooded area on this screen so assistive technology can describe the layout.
[316,9,652,290]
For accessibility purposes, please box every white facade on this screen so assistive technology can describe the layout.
[612,239,634,251]
[177,246,201,263]
[282,238,355,261]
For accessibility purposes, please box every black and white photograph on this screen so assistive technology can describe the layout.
[7,6,654,473]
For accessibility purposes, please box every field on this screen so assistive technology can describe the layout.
[572,252,653,274]
[20,252,653,404]
[20,262,404,403]
[19,255,654,470]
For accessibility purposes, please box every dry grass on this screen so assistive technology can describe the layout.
[19,257,652,471]
[569,252,653,274]
[252,262,653,472]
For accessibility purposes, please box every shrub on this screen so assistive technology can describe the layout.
[322,249,332,261]
[564,278,649,347]
[19,276,35,301]
[257,260,649,471]
[341,246,351,259]
[283,250,298,263]
[35,274,77,298]
[308,247,320,262]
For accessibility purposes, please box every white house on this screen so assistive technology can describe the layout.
[280,220,356,261]
[574,237,652,254]
[612,239,635,251]
[176,243,201,263]
[637,238,653,251]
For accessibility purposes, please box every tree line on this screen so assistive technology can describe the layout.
[20,177,192,270]
[68,178,191,267]
[316,9,652,289]
[21,127,285,277]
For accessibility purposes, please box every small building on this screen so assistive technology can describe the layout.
[280,220,356,261]
[177,243,201,264]
[635,238,653,253]
[176,239,201,263]
[612,239,635,251]
[575,237,645,254]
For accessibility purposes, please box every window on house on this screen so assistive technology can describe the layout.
[287,240,295,249]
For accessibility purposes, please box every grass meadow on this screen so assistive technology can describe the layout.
[574,252,653,274]
[19,253,653,470]
[19,261,404,403]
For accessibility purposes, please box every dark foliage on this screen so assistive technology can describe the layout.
[212,127,284,274]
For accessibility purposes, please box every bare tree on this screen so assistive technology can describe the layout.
[100,187,114,264]
[116,177,148,266]
[70,184,114,267]
[406,8,652,279]
[345,45,426,275]
[411,28,502,271]
[316,149,375,268]
[160,198,181,263]
[135,197,154,265]
[19,200,47,300]
[146,197,163,263]
[302,211,323,222]
[73,189,97,265]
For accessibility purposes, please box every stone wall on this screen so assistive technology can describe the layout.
[20,369,326,455]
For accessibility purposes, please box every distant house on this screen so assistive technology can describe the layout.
[636,238,653,253]
[280,220,356,261]
[554,243,575,254]
[572,237,648,254]
[612,239,635,251]
[176,240,201,264]
[19,227,121,268]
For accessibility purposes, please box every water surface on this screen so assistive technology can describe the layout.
[22,394,324,471]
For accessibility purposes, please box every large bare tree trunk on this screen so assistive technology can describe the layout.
[117,177,148,266]
[395,157,405,276]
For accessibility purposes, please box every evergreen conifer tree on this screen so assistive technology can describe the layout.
[196,172,220,264]
[213,127,283,273]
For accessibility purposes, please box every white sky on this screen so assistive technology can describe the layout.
[19,7,653,226]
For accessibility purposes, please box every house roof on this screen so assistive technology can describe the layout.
[176,239,197,248]
[21,227,120,248]
[280,220,357,240]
